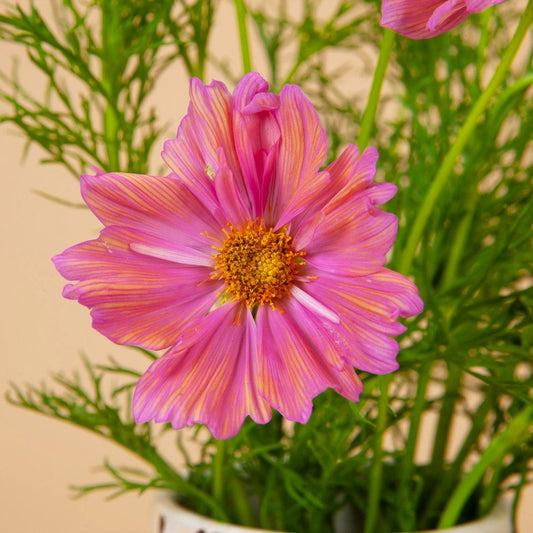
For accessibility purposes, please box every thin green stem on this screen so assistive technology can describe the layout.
[440,194,478,291]
[234,0,252,73]
[357,28,395,150]
[420,396,492,529]
[490,72,533,123]
[213,439,226,507]
[438,405,533,528]
[281,60,302,86]
[227,476,256,526]
[143,447,228,521]
[397,366,432,530]
[442,77,533,291]
[364,376,390,533]
[475,10,491,88]
[430,362,462,471]
[399,0,533,275]
[101,0,120,170]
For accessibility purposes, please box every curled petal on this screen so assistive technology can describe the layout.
[466,0,505,11]
[328,146,378,200]
[381,0,504,39]
[232,72,280,218]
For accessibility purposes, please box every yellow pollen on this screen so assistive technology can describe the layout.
[212,221,304,308]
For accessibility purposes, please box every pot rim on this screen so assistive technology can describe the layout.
[154,491,512,533]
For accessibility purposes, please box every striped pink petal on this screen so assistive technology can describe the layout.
[53,226,221,349]
[300,269,423,373]
[299,149,399,277]
[163,78,252,224]
[268,85,329,227]
[81,171,224,248]
[256,303,363,424]
[381,0,506,39]
[133,303,272,439]
[232,72,280,218]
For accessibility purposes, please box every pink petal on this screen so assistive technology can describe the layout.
[268,85,328,226]
[381,0,466,39]
[326,145,371,194]
[428,0,506,31]
[213,156,250,226]
[466,0,506,12]
[81,171,224,250]
[291,285,340,324]
[163,78,253,220]
[319,147,391,219]
[381,0,506,38]
[303,191,399,277]
[52,226,220,350]
[256,304,363,423]
[301,269,423,373]
[427,0,472,33]
[292,147,382,250]
[297,148,397,276]
[130,242,212,267]
[133,303,272,439]
[231,72,280,218]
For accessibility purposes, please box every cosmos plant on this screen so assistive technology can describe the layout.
[53,72,423,439]
[4,1,533,531]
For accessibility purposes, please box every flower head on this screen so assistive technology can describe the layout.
[381,0,506,39]
[53,73,423,439]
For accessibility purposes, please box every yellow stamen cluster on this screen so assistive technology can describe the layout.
[213,221,304,308]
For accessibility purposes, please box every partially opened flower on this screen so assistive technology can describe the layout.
[381,0,506,39]
[53,72,423,439]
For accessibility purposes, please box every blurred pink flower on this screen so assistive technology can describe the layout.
[53,73,423,439]
[381,0,506,39]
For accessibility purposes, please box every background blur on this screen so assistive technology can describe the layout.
[1,1,532,532]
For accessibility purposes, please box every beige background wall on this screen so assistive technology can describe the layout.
[1,1,532,532]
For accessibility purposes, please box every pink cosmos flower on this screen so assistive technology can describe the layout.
[381,0,506,39]
[53,73,423,439]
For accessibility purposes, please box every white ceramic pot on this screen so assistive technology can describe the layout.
[154,492,512,533]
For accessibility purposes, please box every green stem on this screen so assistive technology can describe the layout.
[438,405,533,528]
[475,10,491,88]
[399,0,533,275]
[440,194,478,291]
[430,362,462,471]
[101,0,120,170]
[364,376,390,533]
[234,0,252,73]
[227,476,256,527]
[420,396,492,529]
[357,28,395,150]
[479,460,504,517]
[442,76,533,291]
[143,447,228,521]
[397,365,432,530]
[213,439,226,507]
[490,72,533,123]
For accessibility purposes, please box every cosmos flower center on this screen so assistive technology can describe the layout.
[214,221,304,307]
